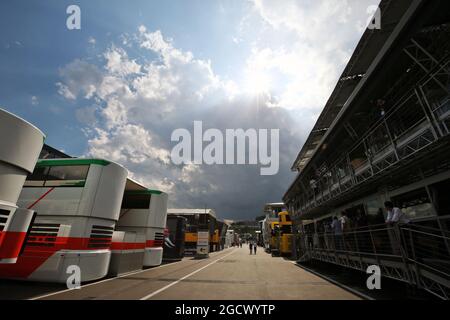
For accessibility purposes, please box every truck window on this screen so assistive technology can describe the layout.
[25,166,50,186]
[25,165,89,187]
[46,166,89,181]
[121,193,151,209]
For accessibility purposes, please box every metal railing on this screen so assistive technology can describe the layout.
[297,216,450,299]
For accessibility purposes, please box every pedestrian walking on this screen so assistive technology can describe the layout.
[253,242,257,255]
[249,242,253,254]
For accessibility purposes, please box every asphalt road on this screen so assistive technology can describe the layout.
[0,246,359,300]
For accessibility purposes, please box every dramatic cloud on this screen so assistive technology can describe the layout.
[244,0,379,113]
[104,47,141,77]
[56,1,376,220]
[56,59,103,100]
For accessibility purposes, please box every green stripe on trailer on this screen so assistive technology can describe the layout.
[125,189,164,195]
[36,159,111,167]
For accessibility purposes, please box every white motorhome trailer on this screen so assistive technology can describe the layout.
[0,108,44,264]
[0,157,170,282]
[0,158,128,282]
[115,182,168,268]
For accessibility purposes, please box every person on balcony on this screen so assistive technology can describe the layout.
[385,201,410,256]
[331,216,344,250]
[340,213,350,231]
[340,213,352,251]
[385,201,411,225]
[323,223,331,250]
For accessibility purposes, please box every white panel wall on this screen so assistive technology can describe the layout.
[117,209,149,228]
[77,165,102,217]
[149,193,168,229]
[0,108,44,206]
[90,163,128,221]
[18,188,83,216]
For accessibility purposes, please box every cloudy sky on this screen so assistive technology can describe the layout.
[0,0,378,220]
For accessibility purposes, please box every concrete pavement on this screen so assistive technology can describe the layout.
[0,246,360,300]
[148,246,359,300]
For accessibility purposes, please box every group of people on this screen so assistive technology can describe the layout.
[330,201,410,235]
[307,201,411,251]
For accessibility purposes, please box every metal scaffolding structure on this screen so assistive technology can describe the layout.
[296,61,449,216]
[283,0,450,300]
[297,216,450,299]
[285,21,450,220]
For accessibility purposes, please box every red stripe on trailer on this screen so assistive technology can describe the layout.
[27,187,55,210]
[0,250,55,278]
[0,236,111,279]
[0,236,163,279]
[146,240,163,248]
[0,231,27,259]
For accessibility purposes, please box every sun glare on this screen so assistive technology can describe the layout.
[244,70,271,95]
